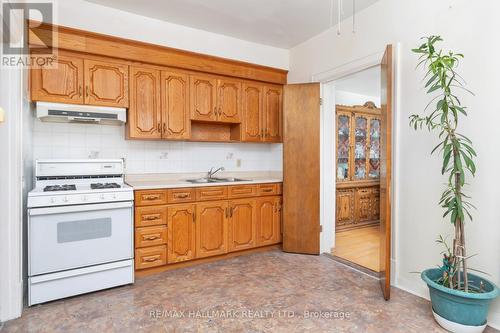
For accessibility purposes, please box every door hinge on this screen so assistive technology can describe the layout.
[319,225,323,232]
[319,98,323,106]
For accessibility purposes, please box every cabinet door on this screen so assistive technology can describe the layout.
[84,59,129,107]
[371,187,380,221]
[256,196,281,246]
[336,111,352,182]
[128,66,162,139]
[353,114,369,180]
[217,78,241,123]
[336,189,354,227]
[241,83,263,142]
[190,74,218,121]
[195,201,228,258]
[368,116,381,179]
[31,54,84,104]
[355,188,372,222]
[228,199,256,252]
[263,85,282,142]
[167,204,196,263]
[161,70,190,139]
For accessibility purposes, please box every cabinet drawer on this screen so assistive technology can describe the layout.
[135,206,167,227]
[277,183,283,195]
[135,190,168,206]
[135,226,167,248]
[196,186,228,201]
[228,185,257,198]
[168,188,195,203]
[356,188,372,196]
[135,245,167,270]
[257,183,279,196]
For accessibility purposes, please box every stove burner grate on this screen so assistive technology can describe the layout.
[43,184,77,192]
[91,183,121,189]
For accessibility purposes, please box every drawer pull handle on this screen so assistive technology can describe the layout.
[143,257,159,262]
[144,216,159,221]
[144,195,160,200]
[175,193,189,198]
[262,188,273,192]
[144,235,160,241]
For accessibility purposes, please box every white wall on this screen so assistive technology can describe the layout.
[32,120,283,173]
[52,0,289,70]
[289,0,500,328]
[335,90,380,107]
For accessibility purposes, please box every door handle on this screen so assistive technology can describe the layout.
[163,123,167,134]
[86,86,89,97]
[230,207,233,217]
[175,193,189,199]
[144,216,159,221]
[79,86,82,97]
[157,123,162,134]
[143,256,159,262]
[144,235,160,241]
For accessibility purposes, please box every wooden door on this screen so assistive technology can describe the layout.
[336,189,355,227]
[31,54,84,104]
[127,66,162,139]
[283,83,320,254]
[167,204,196,263]
[379,45,393,300]
[355,188,372,222]
[190,74,218,121]
[161,70,190,139]
[256,196,280,246]
[217,78,241,123]
[228,199,256,252]
[84,59,128,107]
[263,85,282,142]
[241,83,263,142]
[195,201,228,258]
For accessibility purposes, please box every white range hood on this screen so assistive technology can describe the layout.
[36,102,127,125]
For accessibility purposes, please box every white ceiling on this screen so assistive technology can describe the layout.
[335,66,380,97]
[85,0,380,48]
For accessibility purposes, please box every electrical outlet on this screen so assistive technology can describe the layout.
[236,159,241,168]
[88,151,100,159]
[160,152,169,159]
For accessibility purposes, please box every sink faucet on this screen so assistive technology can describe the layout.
[207,166,225,179]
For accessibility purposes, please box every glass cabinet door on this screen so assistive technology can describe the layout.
[353,115,368,180]
[368,117,381,179]
[336,113,351,181]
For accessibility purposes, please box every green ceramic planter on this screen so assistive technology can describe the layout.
[422,268,499,327]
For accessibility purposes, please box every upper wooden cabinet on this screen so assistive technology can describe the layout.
[190,74,218,122]
[263,85,282,142]
[84,59,129,107]
[161,70,191,140]
[190,74,242,124]
[241,83,263,142]
[31,54,84,104]
[128,66,162,139]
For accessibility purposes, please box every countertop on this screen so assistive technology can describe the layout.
[125,171,283,190]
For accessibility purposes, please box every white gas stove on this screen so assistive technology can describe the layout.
[27,159,134,305]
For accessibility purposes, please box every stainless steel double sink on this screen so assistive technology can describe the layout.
[186,177,250,184]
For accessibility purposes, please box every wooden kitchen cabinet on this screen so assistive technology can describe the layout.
[135,245,167,270]
[263,85,282,142]
[135,205,167,227]
[228,199,257,252]
[161,70,191,139]
[190,74,218,122]
[336,189,355,228]
[167,204,196,263]
[217,78,241,123]
[84,59,129,107]
[135,225,167,248]
[31,54,84,104]
[355,188,372,222]
[256,196,281,246]
[195,200,229,258]
[241,83,263,141]
[127,66,162,139]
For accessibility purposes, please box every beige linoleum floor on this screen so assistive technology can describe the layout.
[1,250,498,333]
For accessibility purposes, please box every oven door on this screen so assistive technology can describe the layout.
[29,201,133,276]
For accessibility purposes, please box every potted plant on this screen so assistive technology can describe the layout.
[411,36,498,333]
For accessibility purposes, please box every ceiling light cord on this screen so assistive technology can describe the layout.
[337,0,342,35]
[352,0,356,33]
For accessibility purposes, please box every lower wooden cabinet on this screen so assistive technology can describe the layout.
[256,196,281,246]
[228,199,257,252]
[336,185,380,231]
[195,200,229,258]
[134,183,282,272]
[167,204,196,263]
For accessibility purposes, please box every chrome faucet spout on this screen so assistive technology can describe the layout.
[207,166,225,179]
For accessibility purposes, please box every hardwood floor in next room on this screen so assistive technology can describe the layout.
[3,250,498,333]
[332,225,380,272]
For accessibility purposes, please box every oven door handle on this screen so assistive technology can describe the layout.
[29,201,133,216]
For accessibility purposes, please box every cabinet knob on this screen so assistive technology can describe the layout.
[157,123,162,133]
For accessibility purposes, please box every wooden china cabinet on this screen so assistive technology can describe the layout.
[336,102,381,230]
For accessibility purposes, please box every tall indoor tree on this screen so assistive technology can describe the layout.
[411,36,476,292]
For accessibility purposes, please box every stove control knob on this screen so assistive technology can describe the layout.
[63,196,69,203]
[50,197,56,203]
[100,194,105,200]
[82,195,88,202]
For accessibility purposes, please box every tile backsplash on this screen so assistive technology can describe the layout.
[32,120,283,174]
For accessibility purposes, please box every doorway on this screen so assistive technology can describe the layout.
[331,66,382,273]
